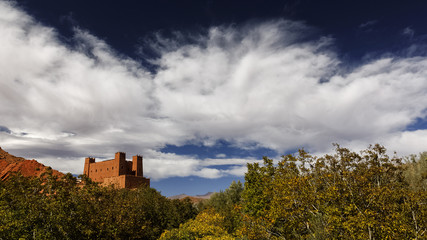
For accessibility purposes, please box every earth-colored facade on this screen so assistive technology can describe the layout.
[83,152,150,188]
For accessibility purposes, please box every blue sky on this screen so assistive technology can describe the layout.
[1,0,427,196]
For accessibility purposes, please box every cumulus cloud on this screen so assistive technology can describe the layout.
[134,150,259,180]
[151,23,427,154]
[1,1,427,180]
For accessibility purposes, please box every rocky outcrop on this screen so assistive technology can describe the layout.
[0,147,63,180]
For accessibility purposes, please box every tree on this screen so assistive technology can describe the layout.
[404,152,427,191]
[159,209,234,240]
[242,157,275,218]
[198,181,244,234]
[238,144,427,239]
[0,172,198,240]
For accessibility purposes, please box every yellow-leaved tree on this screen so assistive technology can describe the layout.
[240,144,426,239]
[159,209,235,240]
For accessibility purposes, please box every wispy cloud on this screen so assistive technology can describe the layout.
[402,27,415,39]
[359,20,378,29]
[1,1,427,179]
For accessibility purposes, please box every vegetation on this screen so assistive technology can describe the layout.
[1,144,426,239]
[404,152,427,191]
[239,144,427,239]
[164,144,427,239]
[159,209,235,240]
[0,171,197,240]
[197,180,244,234]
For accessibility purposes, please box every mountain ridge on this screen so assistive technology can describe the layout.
[168,192,215,203]
[0,147,64,180]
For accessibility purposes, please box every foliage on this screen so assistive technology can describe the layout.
[161,145,427,239]
[198,181,244,233]
[162,181,245,239]
[239,144,427,239]
[404,152,427,191]
[0,171,197,240]
[200,181,243,212]
[2,144,426,239]
[159,209,234,240]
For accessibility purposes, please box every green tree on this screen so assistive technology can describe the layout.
[404,152,427,191]
[198,181,244,233]
[238,144,427,239]
[242,157,275,218]
[0,172,198,240]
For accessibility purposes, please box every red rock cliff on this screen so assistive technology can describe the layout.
[0,147,64,180]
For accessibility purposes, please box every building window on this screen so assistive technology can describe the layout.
[112,167,114,170]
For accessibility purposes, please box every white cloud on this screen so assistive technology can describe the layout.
[215,153,227,158]
[381,130,427,156]
[151,23,427,155]
[1,1,427,180]
[139,150,258,180]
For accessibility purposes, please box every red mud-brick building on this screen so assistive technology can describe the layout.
[83,152,150,189]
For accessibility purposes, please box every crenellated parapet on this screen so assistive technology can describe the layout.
[83,152,149,189]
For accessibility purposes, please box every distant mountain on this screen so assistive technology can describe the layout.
[168,194,190,200]
[194,192,215,199]
[0,147,64,180]
[169,192,215,203]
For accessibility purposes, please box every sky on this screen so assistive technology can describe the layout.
[1,0,427,196]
